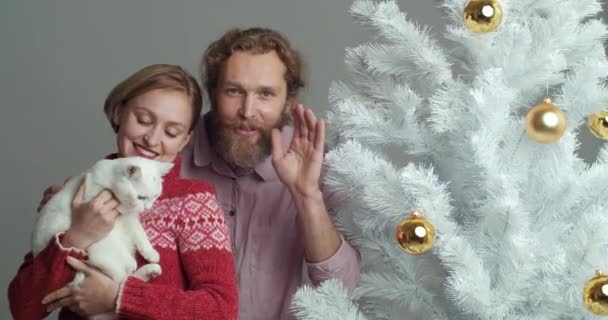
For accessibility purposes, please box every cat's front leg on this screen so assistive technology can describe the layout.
[126,217,159,263]
[136,236,159,263]
[137,244,159,264]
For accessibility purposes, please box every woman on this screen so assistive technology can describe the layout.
[8,64,238,319]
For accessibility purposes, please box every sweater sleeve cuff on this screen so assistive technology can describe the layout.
[54,233,88,258]
[115,278,129,313]
[116,276,151,318]
[305,235,360,290]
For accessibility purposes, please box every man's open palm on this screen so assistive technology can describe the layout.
[272,104,325,197]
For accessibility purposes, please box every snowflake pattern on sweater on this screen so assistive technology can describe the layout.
[141,192,231,253]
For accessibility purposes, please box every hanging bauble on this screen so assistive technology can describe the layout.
[587,111,608,140]
[583,270,608,315]
[464,0,503,33]
[395,211,436,255]
[525,98,567,144]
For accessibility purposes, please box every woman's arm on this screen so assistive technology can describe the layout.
[116,190,238,320]
[8,233,87,320]
[11,180,120,319]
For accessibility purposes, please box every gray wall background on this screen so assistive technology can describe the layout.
[1,1,606,318]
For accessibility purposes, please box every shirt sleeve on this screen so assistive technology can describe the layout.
[305,235,360,291]
[116,189,238,320]
[8,233,87,320]
[304,173,361,291]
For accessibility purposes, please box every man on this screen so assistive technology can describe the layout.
[38,27,360,320]
[181,27,359,319]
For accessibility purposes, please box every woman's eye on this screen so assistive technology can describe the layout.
[137,117,152,125]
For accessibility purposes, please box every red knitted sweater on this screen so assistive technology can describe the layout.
[8,156,238,319]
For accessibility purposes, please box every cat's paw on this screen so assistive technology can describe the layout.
[133,263,162,282]
[140,248,160,263]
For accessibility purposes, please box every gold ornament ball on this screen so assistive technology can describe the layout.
[463,0,503,33]
[587,111,608,140]
[583,270,608,315]
[395,211,436,255]
[525,98,567,144]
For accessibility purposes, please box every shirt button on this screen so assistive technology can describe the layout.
[229,210,236,216]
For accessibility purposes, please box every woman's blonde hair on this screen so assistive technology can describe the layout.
[104,64,202,133]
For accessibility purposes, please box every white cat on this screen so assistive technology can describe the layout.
[32,157,173,318]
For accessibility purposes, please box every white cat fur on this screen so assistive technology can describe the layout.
[32,157,173,318]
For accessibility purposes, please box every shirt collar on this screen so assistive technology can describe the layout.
[192,113,293,181]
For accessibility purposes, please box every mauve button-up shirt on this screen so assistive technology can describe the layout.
[180,115,360,320]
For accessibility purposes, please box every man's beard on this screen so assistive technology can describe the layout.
[207,110,291,168]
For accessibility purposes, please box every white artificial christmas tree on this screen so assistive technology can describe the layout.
[291,0,608,319]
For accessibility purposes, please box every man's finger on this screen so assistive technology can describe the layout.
[42,286,72,304]
[271,128,284,162]
[314,119,325,151]
[291,105,302,141]
[45,296,76,313]
[296,105,308,139]
[66,256,93,275]
[304,108,317,143]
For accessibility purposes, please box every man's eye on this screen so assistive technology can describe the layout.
[226,88,240,95]
[260,90,274,97]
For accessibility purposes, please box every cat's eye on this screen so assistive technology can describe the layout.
[137,196,149,200]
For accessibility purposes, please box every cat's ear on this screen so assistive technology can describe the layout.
[159,163,174,176]
[127,165,141,179]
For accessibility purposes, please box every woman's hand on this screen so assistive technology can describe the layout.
[62,179,120,250]
[42,257,119,316]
